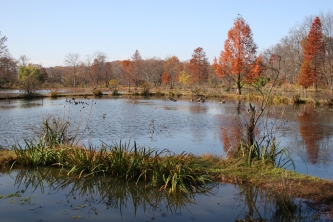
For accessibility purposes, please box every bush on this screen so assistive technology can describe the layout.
[50,91,58,98]
[93,89,103,97]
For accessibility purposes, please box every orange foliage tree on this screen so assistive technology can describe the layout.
[188,47,209,84]
[121,59,133,92]
[161,72,170,85]
[213,16,262,94]
[298,17,324,91]
[164,56,180,88]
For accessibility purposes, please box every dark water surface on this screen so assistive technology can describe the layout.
[1,96,333,180]
[0,168,327,222]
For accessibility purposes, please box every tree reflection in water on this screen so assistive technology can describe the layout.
[7,167,330,221]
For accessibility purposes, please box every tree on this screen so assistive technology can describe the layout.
[18,55,29,67]
[164,56,180,88]
[0,55,17,87]
[0,32,8,57]
[103,62,113,87]
[213,16,262,94]
[142,57,164,86]
[120,60,132,91]
[18,65,46,96]
[64,53,80,87]
[188,47,209,84]
[0,32,17,87]
[178,71,191,87]
[131,50,143,87]
[298,17,325,91]
[161,72,170,85]
[90,52,107,86]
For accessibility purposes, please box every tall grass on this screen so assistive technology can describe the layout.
[237,138,295,170]
[12,118,210,193]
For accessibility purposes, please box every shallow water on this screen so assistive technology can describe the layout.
[0,168,327,222]
[0,96,333,180]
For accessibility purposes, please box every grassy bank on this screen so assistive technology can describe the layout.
[1,146,333,208]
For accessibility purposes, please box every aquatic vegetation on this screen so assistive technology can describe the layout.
[12,119,210,193]
[237,139,295,169]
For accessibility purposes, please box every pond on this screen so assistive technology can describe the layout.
[1,96,333,180]
[0,168,327,221]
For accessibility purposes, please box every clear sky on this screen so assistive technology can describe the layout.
[1,0,332,67]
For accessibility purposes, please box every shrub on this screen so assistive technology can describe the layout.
[93,89,103,97]
[50,91,58,98]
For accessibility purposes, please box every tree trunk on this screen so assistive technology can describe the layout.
[247,103,256,147]
[236,74,242,94]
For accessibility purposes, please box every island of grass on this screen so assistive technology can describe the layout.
[0,140,332,217]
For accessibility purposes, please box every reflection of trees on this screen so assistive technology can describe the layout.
[13,168,214,218]
[188,104,209,114]
[234,184,317,221]
[220,116,242,157]
[187,104,209,143]
[297,105,326,164]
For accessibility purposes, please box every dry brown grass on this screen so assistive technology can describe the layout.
[0,149,16,169]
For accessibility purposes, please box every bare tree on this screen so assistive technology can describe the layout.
[18,55,29,67]
[64,53,80,87]
[142,57,164,86]
[0,32,8,57]
[131,50,143,87]
[90,52,107,86]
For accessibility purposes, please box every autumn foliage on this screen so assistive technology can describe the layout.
[298,17,325,89]
[188,47,209,84]
[213,16,262,94]
[161,72,170,85]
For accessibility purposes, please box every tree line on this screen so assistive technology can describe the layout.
[0,11,332,95]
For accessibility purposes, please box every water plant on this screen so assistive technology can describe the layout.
[12,117,210,193]
[237,139,295,170]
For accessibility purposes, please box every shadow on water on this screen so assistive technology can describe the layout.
[0,168,330,221]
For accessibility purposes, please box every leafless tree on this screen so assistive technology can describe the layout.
[90,52,107,86]
[18,55,29,67]
[0,32,8,57]
[64,53,80,87]
[142,57,164,86]
[131,50,143,87]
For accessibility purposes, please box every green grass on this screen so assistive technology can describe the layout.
[13,137,210,193]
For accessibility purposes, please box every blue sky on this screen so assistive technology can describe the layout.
[1,0,332,67]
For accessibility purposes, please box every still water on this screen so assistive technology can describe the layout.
[0,96,332,180]
[0,168,326,221]
[1,96,333,221]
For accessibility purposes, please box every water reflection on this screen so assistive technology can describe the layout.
[14,168,210,218]
[1,97,333,179]
[296,104,333,165]
[0,168,327,221]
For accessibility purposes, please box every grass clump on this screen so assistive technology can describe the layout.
[11,119,210,193]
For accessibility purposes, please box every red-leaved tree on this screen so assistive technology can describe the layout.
[299,16,325,91]
[188,47,209,85]
[213,16,262,94]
